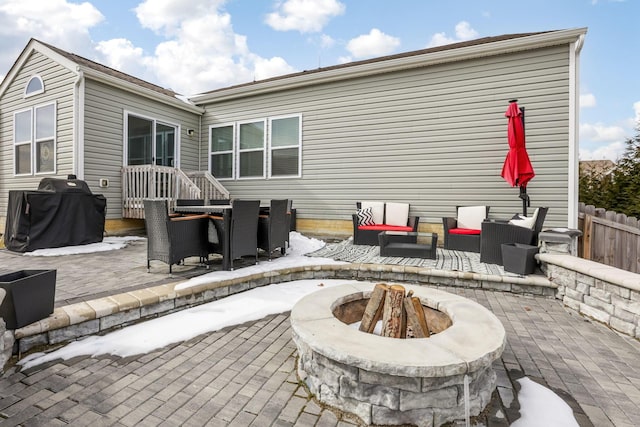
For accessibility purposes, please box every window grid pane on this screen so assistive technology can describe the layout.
[16,144,31,174]
[239,122,264,150]
[271,117,299,147]
[15,111,31,143]
[271,147,299,176]
[211,126,233,152]
[211,153,233,179]
[239,151,264,177]
[35,104,55,139]
[36,140,54,173]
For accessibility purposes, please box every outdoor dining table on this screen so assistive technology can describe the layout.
[173,205,234,269]
[173,204,233,214]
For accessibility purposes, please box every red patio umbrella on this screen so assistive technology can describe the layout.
[501,100,535,215]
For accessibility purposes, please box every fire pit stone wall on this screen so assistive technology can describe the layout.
[291,282,506,427]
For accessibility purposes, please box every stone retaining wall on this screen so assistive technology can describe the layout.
[539,253,640,339]
[6,264,554,364]
[4,254,639,374]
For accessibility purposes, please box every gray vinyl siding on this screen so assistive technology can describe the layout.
[0,51,76,217]
[200,44,571,227]
[83,80,201,218]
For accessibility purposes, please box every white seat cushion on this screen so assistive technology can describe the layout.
[360,201,385,224]
[457,206,487,230]
[385,202,410,227]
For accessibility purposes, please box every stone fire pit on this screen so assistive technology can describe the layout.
[291,282,506,427]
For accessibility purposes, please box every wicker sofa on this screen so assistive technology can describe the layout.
[352,201,420,246]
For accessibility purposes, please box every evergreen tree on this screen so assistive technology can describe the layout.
[579,127,640,217]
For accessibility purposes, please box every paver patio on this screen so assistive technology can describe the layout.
[0,237,639,426]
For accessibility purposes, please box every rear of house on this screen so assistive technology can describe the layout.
[0,28,587,239]
[193,28,587,236]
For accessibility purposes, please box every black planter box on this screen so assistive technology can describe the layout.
[501,243,539,275]
[0,270,56,329]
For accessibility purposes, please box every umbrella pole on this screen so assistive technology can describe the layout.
[519,186,530,216]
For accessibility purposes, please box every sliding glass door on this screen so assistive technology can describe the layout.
[126,114,177,167]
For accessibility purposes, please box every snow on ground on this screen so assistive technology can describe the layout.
[24,236,145,256]
[16,232,579,426]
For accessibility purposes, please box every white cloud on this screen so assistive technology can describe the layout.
[265,0,345,33]
[580,93,596,108]
[579,122,627,143]
[634,101,640,125]
[0,0,103,73]
[90,0,296,95]
[345,28,400,59]
[320,34,336,49]
[427,21,479,48]
[579,142,625,161]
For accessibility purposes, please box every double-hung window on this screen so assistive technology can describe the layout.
[269,115,301,177]
[14,102,56,175]
[209,114,301,180]
[210,124,235,179]
[238,120,265,179]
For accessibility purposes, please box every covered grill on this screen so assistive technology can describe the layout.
[4,177,106,252]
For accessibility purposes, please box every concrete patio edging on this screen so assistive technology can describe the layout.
[5,263,555,363]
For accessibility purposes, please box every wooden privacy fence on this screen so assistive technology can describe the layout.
[578,202,640,273]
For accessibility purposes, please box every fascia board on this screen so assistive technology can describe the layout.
[192,27,588,105]
[79,67,204,114]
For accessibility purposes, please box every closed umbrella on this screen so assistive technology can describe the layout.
[501,100,535,215]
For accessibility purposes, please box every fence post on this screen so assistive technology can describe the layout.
[583,214,593,260]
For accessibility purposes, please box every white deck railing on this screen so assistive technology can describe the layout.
[184,170,230,202]
[122,165,216,219]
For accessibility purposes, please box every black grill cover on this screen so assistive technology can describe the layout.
[4,179,106,252]
[37,178,93,194]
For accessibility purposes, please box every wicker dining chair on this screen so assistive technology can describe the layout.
[143,199,208,273]
[258,199,289,260]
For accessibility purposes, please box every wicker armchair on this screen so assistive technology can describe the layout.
[479,207,549,265]
[442,206,490,253]
[258,199,289,260]
[143,199,208,273]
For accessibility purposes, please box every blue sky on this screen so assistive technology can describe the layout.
[0,0,638,161]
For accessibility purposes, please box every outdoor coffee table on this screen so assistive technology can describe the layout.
[378,231,438,259]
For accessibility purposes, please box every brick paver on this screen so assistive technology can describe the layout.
[0,288,638,426]
[1,241,640,426]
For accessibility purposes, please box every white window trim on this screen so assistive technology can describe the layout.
[268,113,302,179]
[122,110,181,168]
[236,118,266,180]
[24,75,45,98]
[34,102,57,176]
[13,101,57,176]
[208,123,236,181]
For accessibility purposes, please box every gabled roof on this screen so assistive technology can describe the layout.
[39,40,178,98]
[0,38,203,114]
[190,27,587,104]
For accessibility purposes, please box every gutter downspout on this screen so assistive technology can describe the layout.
[73,68,85,179]
[568,33,586,228]
[199,114,202,171]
